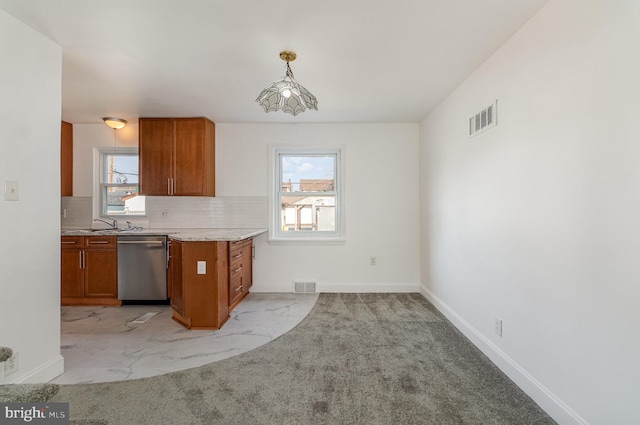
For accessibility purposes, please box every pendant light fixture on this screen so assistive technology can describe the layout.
[256,51,318,116]
[103,117,127,185]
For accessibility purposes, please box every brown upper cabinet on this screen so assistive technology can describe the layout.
[61,120,73,196]
[138,117,215,196]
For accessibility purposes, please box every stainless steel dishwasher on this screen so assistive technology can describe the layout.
[117,235,168,303]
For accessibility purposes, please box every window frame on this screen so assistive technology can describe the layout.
[93,147,146,218]
[268,146,345,244]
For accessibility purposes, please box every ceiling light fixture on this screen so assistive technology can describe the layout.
[256,51,318,116]
[102,117,127,130]
[102,117,127,188]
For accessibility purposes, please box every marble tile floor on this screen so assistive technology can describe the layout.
[52,293,319,384]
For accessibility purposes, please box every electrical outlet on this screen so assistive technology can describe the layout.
[197,261,206,275]
[161,210,169,217]
[369,256,377,266]
[494,318,503,337]
[4,351,18,377]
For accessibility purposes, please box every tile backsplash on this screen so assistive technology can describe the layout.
[61,196,268,229]
[61,196,93,229]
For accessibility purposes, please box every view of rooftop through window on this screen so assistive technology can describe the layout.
[102,153,145,215]
[279,154,336,232]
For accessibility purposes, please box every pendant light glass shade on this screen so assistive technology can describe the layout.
[256,51,318,116]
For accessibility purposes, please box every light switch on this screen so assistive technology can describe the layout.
[197,261,206,275]
[4,180,19,201]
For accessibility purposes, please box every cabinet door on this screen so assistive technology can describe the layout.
[169,240,185,316]
[139,118,173,195]
[61,121,73,196]
[242,239,253,295]
[173,118,213,196]
[61,248,84,298]
[84,249,117,298]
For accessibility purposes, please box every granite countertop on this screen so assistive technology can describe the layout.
[61,228,267,241]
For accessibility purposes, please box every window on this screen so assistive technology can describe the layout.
[270,147,344,243]
[96,148,145,216]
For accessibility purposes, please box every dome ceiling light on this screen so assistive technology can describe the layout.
[102,117,128,129]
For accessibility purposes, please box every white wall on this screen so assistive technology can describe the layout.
[72,123,138,196]
[0,10,64,383]
[217,123,421,292]
[419,1,640,424]
[70,122,422,292]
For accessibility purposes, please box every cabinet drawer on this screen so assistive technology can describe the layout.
[229,239,244,254]
[229,249,244,263]
[229,261,244,279]
[61,236,84,248]
[229,275,244,304]
[84,236,117,249]
[229,251,243,270]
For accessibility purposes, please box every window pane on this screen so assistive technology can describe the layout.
[281,155,335,192]
[280,195,335,231]
[103,154,139,184]
[104,185,145,215]
[271,147,343,242]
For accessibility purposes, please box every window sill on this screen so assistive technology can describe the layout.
[267,236,346,246]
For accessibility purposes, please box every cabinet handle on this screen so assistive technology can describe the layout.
[166,240,171,269]
[167,178,172,196]
[88,241,109,244]
[233,240,242,245]
[233,254,242,259]
[234,285,243,292]
[61,241,77,244]
[234,267,243,273]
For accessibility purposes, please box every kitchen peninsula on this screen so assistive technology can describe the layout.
[167,228,265,330]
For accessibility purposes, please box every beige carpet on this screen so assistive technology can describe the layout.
[1,293,555,424]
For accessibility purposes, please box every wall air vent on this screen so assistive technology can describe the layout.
[293,281,317,293]
[469,100,498,137]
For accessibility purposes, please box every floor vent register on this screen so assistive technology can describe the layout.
[130,312,160,324]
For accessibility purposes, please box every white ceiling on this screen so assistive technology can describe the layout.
[0,0,549,124]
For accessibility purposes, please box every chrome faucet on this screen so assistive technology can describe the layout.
[94,217,118,229]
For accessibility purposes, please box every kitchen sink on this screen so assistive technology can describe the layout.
[67,228,143,235]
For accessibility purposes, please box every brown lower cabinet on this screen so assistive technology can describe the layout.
[229,238,253,309]
[169,238,253,330]
[61,236,120,306]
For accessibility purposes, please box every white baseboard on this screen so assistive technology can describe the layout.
[12,355,64,384]
[420,285,588,425]
[252,281,421,293]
